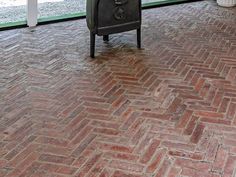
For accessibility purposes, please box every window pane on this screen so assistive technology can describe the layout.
[0,0,26,24]
[38,0,85,19]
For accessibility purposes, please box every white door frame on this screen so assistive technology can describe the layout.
[27,0,38,27]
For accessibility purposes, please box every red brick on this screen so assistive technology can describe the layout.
[109,160,144,173]
[131,126,148,145]
[112,170,143,177]
[205,138,219,162]
[35,136,69,147]
[120,112,140,130]
[140,139,160,164]
[175,158,210,172]
[168,150,203,160]
[154,158,171,177]
[167,167,181,177]
[66,119,90,140]
[181,167,220,177]
[184,116,199,135]
[218,97,230,113]
[87,158,110,176]
[93,127,120,136]
[162,141,195,151]
[191,123,205,144]
[200,117,231,125]
[212,91,224,107]
[99,168,112,177]
[195,111,224,118]
[71,134,96,157]
[176,110,193,128]
[194,78,205,92]
[96,143,133,153]
[146,148,166,173]
[56,166,77,175]
[212,146,228,172]
[166,97,182,113]
[224,155,236,177]
[134,132,156,154]
[39,154,75,165]
[86,107,110,115]
[141,112,171,120]
[226,102,236,119]
[76,153,102,176]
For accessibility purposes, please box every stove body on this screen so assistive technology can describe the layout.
[86,0,142,57]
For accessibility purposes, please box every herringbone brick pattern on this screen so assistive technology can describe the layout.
[0,1,236,176]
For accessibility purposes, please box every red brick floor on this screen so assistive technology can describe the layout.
[0,1,236,176]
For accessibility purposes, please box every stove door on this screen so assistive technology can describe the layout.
[97,0,140,28]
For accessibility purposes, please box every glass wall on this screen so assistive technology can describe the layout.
[37,0,171,21]
[0,0,186,28]
[38,0,169,20]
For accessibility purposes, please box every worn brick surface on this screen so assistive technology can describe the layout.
[0,1,236,176]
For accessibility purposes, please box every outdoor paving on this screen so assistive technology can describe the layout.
[0,0,236,176]
[0,0,160,24]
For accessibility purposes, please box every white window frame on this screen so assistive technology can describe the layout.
[27,0,38,27]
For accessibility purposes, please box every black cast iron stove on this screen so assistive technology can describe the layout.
[86,0,142,58]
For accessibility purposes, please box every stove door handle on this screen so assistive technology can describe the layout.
[114,0,128,5]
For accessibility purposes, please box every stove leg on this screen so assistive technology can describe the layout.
[137,28,141,49]
[90,32,95,58]
[103,35,109,42]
